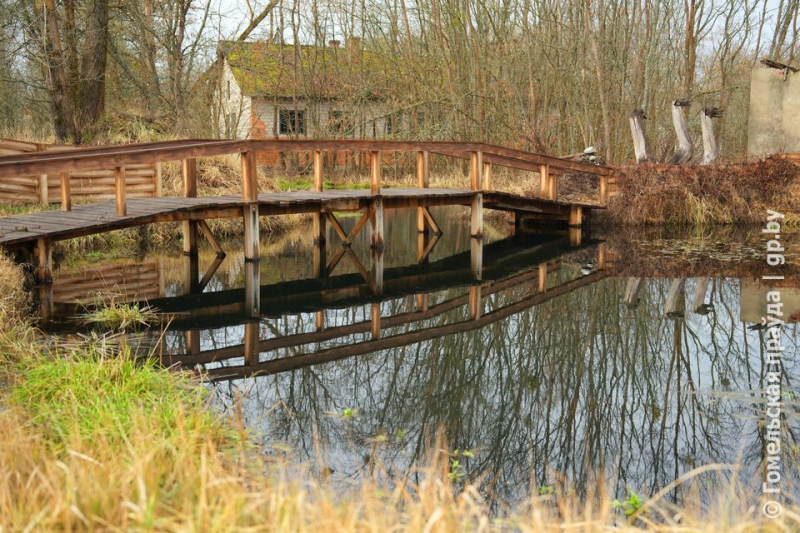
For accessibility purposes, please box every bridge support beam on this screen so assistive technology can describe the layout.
[182,221,198,256]
[371,198,384,250]
[36,238,53,284]
[244,260,261,318]
[468,286,482,321]
[182,254,200,294]
[470,236,483,280]
[569,206,583,227]
[471,194,483,239]
[371,247,384,295]
[569,228,582,247]
[416,150,429,233]
[244,204,260,261]
[371,302,381,340]
[244,322,259,367]
[312,213,327,279]
[538,263,548,293]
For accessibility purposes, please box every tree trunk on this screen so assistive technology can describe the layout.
[700,107,722,165]
[78,0,110,128]
[669,100,694,164]
[38,0,78,141]
[629,109,652,163]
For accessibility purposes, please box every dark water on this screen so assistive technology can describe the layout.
[38,207,800,507]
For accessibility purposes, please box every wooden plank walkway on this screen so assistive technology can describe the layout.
[0,187,596,248]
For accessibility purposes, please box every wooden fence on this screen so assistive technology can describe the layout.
[0,139,160,204]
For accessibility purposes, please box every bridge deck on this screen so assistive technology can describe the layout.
[0,188,599,248]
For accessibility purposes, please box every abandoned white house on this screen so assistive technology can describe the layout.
[216,39,410,161]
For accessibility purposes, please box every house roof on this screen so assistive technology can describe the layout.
[219,40,392,100]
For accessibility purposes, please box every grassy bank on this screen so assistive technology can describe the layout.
[604,158,800,226]
[0,253,798,531]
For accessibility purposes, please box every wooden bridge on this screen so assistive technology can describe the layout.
[0,139,612,282]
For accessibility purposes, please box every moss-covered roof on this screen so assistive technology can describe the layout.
[219,40,391,100]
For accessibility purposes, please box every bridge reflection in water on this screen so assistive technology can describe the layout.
[144,230,610,380]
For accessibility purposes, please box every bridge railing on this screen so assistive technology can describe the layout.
[0,139,612,217]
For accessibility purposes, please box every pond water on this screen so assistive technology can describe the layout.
[36,207,800,508]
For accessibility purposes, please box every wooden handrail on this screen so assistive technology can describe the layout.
[0,139,612,178]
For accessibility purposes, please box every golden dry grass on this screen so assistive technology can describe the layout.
[605,158,800,226]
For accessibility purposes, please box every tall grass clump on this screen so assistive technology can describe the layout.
[80,299,160,331]
[605,157,800,226]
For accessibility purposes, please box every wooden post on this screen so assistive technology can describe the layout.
[538,263,547,293]
[371,302,381,340]
[471,193,483,239]
[512,212,522,235]
[38,174,48,205]
[669,100,694,165]
[182,254,200,294]
[548,172,558,201]
[182,159,197,198]
[470,237,483,280]
[599,174,609,205]
[313,150,324,191]
[629,109,652,163]
[315,311,325,331]
[244,261,261,317]
[59,172,71,211]
[244,204,260,261]
[539,164,550,199]
[569,206,583,227]
[483,161,492,191]
[241,151,258,201]
[36,238,53,284]
[186,330,201,356]
[666,279,686,318]
[312,213,327,278]
[370,151,381,194]
[39,283,53,324]
[416,294,429,312]
[155,162,163,197]
[371,247,384,295]
[468,286,482,320]
[623,278,643,309]
[417,151,429,233]
[597,243,607,269]
[180,161,198,255]
[371,198,384,250]
[244,322,259,367]
[115,166,127,216]
[182,221,198,256]
[692,277,712,312]
[700,108,722,165]
[470,151,483,191]
[568,227,582,247]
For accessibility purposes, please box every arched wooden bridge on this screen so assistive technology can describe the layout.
[0,139,612,282]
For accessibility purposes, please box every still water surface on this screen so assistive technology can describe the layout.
[40,207,800,507]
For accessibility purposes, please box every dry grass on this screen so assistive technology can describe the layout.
[604,158,800,226]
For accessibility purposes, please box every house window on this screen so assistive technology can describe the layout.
[279,109,306,135]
